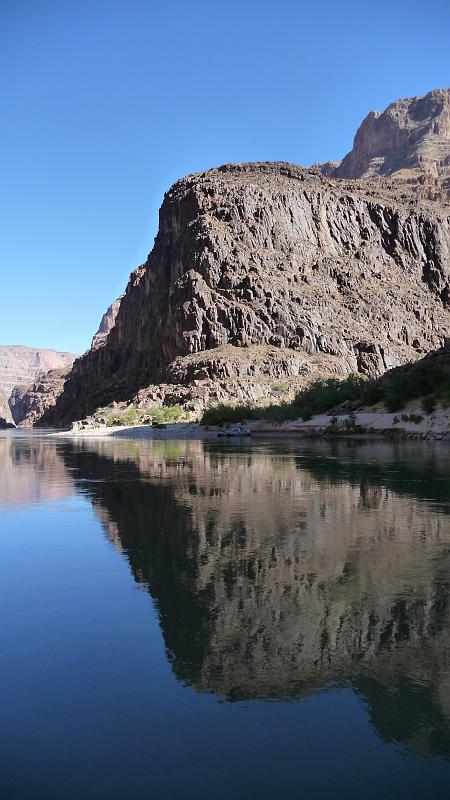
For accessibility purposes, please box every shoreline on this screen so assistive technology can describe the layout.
[44,403,450,442]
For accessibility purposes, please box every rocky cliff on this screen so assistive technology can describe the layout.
[0,345,76,428]
[7,301,121,427]
[9,367,72,427]
[320,88,450,201]
[91,297,122,349]
[0,389,14,428]
[0,345,76,399]
[41,158,450,426]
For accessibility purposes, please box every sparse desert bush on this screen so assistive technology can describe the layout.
[400,413,423,424]
[422,395,437,415]
[201,376,373,426]
[149,405,185,424]
[103,404,186,427]
[200,359,450,428]
[291,375,368,419]
[105,407,139,426]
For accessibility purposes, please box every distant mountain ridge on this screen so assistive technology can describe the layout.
[0,345,76,426]
[0,344,76,397]
[318,88,450,201]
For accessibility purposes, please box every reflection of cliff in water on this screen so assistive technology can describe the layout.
[63,438,450,758]
[0,435,74,509]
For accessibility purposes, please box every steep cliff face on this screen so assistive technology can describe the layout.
[9,367,72,427]
[8,300,120,427]
[42,161,450,425]
[0,389,14,427]
[0,345,76,399]
[321,89,450,200]
[91,297,122,349]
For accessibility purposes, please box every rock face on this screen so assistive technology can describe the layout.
[0,389,14,427]
[41,159,450,426]
[0,345,76,399]
[91,297,122,349]
[320,89,450,201]
[9,367,72,427]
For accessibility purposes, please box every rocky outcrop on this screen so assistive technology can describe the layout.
[0,389,14,427]
[9,367,71,427]
[320,88,450,201]
[41,160,450,426]
[0,345,75,399]
[91,297,122,349]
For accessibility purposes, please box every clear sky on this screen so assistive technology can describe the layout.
[1,0,449,354]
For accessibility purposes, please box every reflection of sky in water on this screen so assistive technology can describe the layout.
[2,435,450,799]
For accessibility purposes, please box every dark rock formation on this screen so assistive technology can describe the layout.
[9,367,71,427]
[42,160,450,426]
[319,88,450,201]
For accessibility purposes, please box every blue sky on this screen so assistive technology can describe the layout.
[1,0,449,354]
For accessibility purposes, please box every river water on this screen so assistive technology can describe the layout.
[2,432,450,798]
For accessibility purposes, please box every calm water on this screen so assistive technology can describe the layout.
[2,434,450,798]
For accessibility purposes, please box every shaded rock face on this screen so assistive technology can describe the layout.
[42,162,450,425]
[9,367,71,427]
[91,297,122,349]
[0,345,76,399]
[0,389,14,427]
[321,89,450,201]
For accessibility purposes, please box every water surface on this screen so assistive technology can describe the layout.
[2,433,450,798]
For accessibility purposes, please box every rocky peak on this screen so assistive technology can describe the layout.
[320,88,450,201]
[91,297,122,349]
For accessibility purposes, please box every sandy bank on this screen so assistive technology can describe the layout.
[48,400,450,441]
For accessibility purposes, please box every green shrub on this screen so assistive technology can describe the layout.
[291,375,367,419]
[200,357,450,428]
[201,404,253,426]
[152,405,185,424]
[400,413,423,424]
[422,395,437,415]
[360,381,384,406]
[385,392,407,412]
[105,407,139,426]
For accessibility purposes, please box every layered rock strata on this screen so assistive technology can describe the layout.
[320,88,450,201]
[9,367,72,427]
[0,345,75,398]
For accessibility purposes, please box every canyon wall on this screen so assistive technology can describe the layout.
[42,161,450,425]
[320,88,450,201]
[9,367,72,427]
[0,345,75,398]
